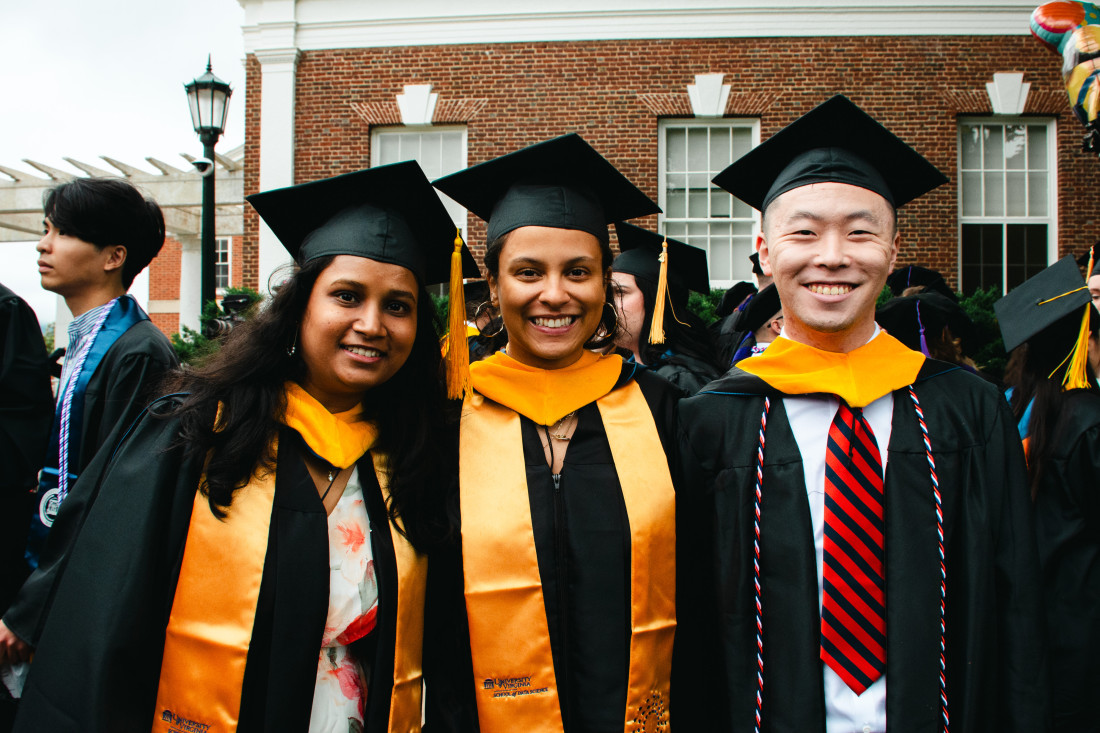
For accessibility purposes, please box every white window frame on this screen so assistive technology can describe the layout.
[657,117,760,290]
[370,125,469,242]
[956,116,1058,294]
[214,236,231,293]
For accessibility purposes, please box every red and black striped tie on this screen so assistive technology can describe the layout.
[821,402,886,695]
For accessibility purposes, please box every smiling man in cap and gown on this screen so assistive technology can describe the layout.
[675,96,1048,733]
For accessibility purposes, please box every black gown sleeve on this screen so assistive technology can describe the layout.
[78,322,178,471]
[12,403,201,733]
[987,397,1051,732]
[0,289,53,614]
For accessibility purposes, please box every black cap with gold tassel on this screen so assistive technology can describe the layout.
[995,255,1094,390]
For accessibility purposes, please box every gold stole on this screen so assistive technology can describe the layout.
[152,445,427,733]
[459,382,676,732]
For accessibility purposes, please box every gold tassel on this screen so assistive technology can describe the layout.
[445,228,470,400]
[648,239,669,345]
[1061,248,1097,391]
[1061,302,1092,391]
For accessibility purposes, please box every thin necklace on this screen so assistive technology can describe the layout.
[547,411,577,441]
[320,464,340,503]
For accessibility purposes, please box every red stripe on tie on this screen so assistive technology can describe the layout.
[824,477,884,549]
[822,402,886,694]
[823,561,885,628]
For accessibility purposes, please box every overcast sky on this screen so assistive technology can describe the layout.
[0,0,246,327]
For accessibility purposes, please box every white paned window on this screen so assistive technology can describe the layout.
[371,126,468,237]
[214,237,230,291]
[658,119,760,288]
[958,119,1056,293]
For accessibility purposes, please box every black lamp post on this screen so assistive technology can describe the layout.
[185,56,233,308]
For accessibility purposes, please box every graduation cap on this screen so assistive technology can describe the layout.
[886,265,957,301]
[712,95,948,212]
[749,251,764,277]
[876,292,971,356]
[612,222,710,294]
[996,255,1093,390]
[737,283,782,334]
[432,133,660,243]
[246,161,481,398]
[247,160,479,284]
[716,281,758,318]
[612,222,710,345]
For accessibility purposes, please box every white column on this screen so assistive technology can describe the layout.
[178,234,202,332]
[54,294,72,352]
[256,47,300,292]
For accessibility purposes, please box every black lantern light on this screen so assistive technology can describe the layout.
[184,56,233,309]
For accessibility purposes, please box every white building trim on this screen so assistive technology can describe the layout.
[240,1,1036,52]
[256,47,301,288]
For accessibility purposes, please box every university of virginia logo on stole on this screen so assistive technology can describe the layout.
[160,709,212,733]
[629,690,669,733]
[482,674,550,699]
[38,488,61,528]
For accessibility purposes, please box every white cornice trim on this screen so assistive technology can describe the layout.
[241,5,1036,53]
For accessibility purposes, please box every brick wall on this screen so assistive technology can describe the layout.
[242,35,1100,290]
[243,55,262,292]
[147,235,180,337]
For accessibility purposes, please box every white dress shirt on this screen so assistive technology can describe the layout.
[781,327,891,733]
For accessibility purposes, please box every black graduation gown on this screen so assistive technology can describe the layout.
[13,398,413,733]
[651,351,722,397]
[1031,390,1100,731]
[3,317,177,643]
[424,365,680,733]
[0,284,53,614]
[674,360,1049,733]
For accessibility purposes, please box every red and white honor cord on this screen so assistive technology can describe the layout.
[908,386,948,733]
[752,388,947,733]
[753,396,770,733]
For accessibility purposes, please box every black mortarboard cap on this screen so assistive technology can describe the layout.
[611,222,710,295]
[995,255,1092,352]
[886,265,957,301]
[247,161,480,284]
[712,95,948,212]
[716,281,758,318]
[749,251,764,276]
[433,134,660,243]
[876,292,971,355]
[738,283,782,334]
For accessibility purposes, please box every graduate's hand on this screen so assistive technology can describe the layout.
[0,619,31,664]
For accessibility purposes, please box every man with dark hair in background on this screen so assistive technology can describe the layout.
[0,178,177,671]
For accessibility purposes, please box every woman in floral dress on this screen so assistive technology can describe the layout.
[12,162,477,733]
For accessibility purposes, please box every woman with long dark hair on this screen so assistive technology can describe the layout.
[998,256,1100,732]
[428,135,680,732]
[610,222,721,395]
[13,162,478,733]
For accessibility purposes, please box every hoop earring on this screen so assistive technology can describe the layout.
[286,329,298,357]
[603,301,620,332]
[482,317,506,338]
[473,300,495,324]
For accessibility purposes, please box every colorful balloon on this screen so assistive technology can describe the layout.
[1032,1,1100,138]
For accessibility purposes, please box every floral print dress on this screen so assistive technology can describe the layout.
[309,468,380,733]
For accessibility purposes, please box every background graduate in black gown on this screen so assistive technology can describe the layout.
[676,96,1048,732]
[610,221,721,395]
[998,256,1100,732]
